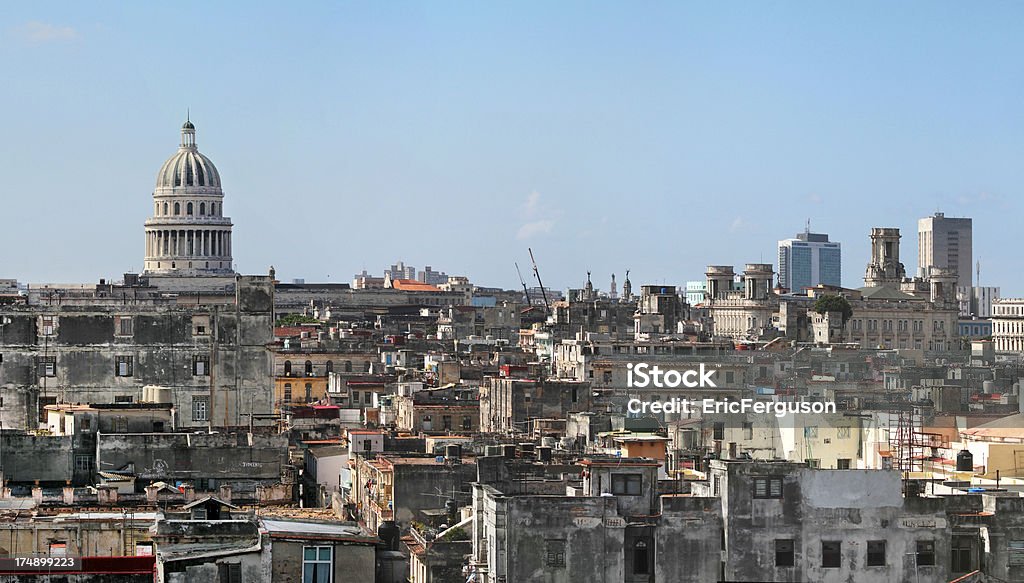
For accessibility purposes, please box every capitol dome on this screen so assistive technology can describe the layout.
[143,119,234,277]
[155,121,222,188]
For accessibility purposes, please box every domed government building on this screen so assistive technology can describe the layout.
[143,119,234,276]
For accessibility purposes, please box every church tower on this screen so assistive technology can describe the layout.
[143,119,234,275]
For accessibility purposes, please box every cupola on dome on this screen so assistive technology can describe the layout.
[155,121,221,188]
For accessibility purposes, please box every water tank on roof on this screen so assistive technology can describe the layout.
[377,520,400,551]
[445,444,462,461]
[956,450,974,473]
[983,380,996,394]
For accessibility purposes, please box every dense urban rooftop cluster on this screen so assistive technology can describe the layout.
[2,122,1021,583]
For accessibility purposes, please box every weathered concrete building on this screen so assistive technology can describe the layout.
[469,455,721,583]
[478,377,591,435]
[696,460,953,582]
[0,276,274,431]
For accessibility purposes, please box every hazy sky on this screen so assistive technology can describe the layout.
[2,2,1022,293]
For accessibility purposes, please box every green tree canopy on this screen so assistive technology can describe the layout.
[274,313,319,327]
[812,294,853,325]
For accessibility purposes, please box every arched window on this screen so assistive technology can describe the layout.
[163,202,168,215]
[365,361,372,373]
[174,202,180,215]
[200,202,206,215]
[284,360,292,376]
[155,203,159,215]
[211,203,217,216]
[325,361,334,374]
[304,360,313,376]
[344,361,352,373]
[187,202,194,215]
[283,383,292,402]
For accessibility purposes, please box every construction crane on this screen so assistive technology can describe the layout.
[528,247,550,311]
[514,262,530,305]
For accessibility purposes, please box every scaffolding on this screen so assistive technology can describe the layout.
[889,406,926,475]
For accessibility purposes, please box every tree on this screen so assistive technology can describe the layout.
[274,313,318,327]
[812,294,853,326]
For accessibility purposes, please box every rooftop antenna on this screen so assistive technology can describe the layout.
[976,259,981,288]
[805,218,810,235]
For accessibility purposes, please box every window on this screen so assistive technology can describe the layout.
[821,541,841,568]
[193,355,210,376]
[174,202,180,215]
[867,540,886,566]
[38,396,56,422]
[361,439,372,452]
[713,422,725,441]
[283,383,292,402]
[115,356,133,377]
[611,474,643,496]
[1008,540,1024,567]
[804,426,818,438]
[199,202,206,216]
[344,361,352,372]
[74,455,91,472]
[742,422,753,440]
[303,546,332,583]
[305,360,313,376]
[211,202,217,215]
[115,316,133,336]
[725,371,735,384]
[422,415,432,430]
[837,458,851,470]
[37,356,56,377]
[192,315,210,336]
[352,391,360,403]
[952,536,971,572]
[41,316,56,336]
[837,426,851,439]
[305,383,312,402]
[187,202,193,215]
[633,538,650,575]
[462,416,472,431]
[443,415,452,431]
[753,476,783,499]
[775,539,794,567]
[49,541,67,557]
[218,563,241,583]
[545,539,566,568]
[114,395,133,404]
[192,396,209,422]
[916,540,935,566]
[163,202,168,215]
[325,361,333,374]
[364,392,371,404]
[284,360,292,375]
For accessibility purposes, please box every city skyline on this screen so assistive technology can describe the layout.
[2,2,1022,293]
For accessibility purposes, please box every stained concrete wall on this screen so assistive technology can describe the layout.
[0,277,274,432]
[269,540,375,583]
[0,433,73,484]
[96,432,287,483]
[715,461,951,583]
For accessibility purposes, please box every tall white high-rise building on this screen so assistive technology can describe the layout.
[778,231,841,292]
[918,212,972,287]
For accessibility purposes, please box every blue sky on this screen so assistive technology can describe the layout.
[1,2,1022,293]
